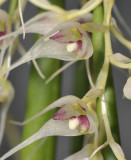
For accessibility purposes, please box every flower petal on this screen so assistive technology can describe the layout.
[0,9,11,34]
[18,11,60,35]
[29,0,65,13]
[109,53,131,69]
[53,104,80,120]
[0,118,83,160]
[82,22,107,33]
[82,88,103,104]
[0,81,14,145]
[0,9,11,46]
[64,144,93,160]
[69,115,90,133]
[10,95,81,126]
[64,144,104,160]
[0,21,93,76]
[0,12,60,40]
[123,77,131,99]
[77,115,90,133]
[109,141,126,160]
[75,13,93,24]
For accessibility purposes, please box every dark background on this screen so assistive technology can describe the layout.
[0,0,131,159]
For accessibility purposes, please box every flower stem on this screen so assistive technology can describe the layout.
[21,1,64,160]
[92,4,120,160]
[9,0,17,16]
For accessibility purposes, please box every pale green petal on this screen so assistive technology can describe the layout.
[109,141,126,160]
[109,53,131,69]
[123,77,131,99]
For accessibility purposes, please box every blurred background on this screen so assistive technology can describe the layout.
[0,0,131,159]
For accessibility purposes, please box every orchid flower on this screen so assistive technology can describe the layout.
[64,144,104,160]
[0,21,93,77]
[0,6,94,41]
[4,88,103,160]
[0,11,61,40]
[0,4,106,81]
[0,80,14,145]
[109,53,131,99]
[29,0,102,20]
[0,87,103,160]
[0,10,12,70]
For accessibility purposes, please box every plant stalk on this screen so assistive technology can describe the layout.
[92,4,120,160]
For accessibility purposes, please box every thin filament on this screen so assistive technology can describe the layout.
[45,60,76,84]
[19,0,25,39]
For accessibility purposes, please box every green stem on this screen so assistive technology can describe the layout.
[92,4,120,160]
[92,5,104,81]
[21,1,64,160]
[9,0,17,16]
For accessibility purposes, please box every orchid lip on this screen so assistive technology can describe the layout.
[69,115,90,133]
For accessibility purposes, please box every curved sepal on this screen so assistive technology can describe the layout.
[64,144,104,160]
[0,81,14,145]
[0,21,93,76]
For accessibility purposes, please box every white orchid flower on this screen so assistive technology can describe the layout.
[0,88,101,160]
[0,21,93,77]
[0,11,61,40]
[29,0,102,20]
[0,10,11,46]
[109,53,131,99]
[0,6,94,41]
[64,144,104,160]
[0,10,12,69]
[0,81,14,145]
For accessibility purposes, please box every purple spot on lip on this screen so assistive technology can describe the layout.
[49,31,65,42]
[53,105,68,120]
